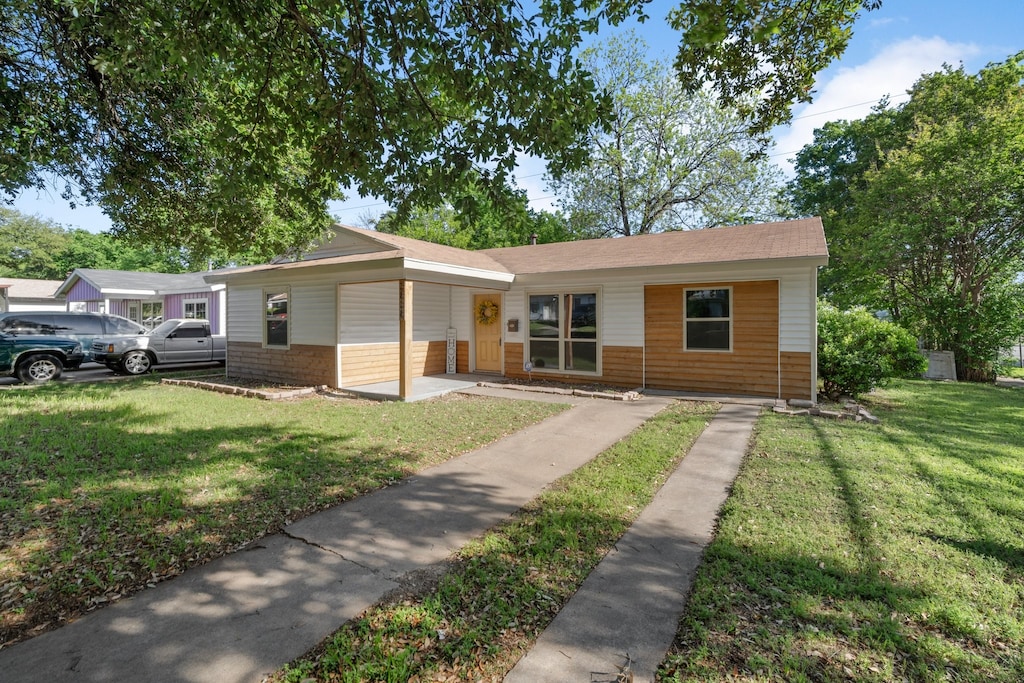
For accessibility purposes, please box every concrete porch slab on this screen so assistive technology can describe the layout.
[338,373,500,402]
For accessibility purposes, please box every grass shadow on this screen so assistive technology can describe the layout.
[0,380,565,645]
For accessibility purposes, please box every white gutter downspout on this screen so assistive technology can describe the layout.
[641,287,647,389]
[777,278,782,400]
[811,267,819,404]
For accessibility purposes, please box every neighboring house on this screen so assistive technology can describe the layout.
[205,218,828,401]
[0,277,66,312]
[55,269,227,334]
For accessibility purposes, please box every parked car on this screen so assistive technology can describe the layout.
[91,318,227,375]
[0,332,85,383]
[0,311,145,364]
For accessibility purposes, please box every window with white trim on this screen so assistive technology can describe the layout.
[141,301,163,330]
[685,288,731,351]
[183,298,208,320]
[527,292,598,372]
[265,289,289,347]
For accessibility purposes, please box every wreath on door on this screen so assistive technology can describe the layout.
[477,299,499,325]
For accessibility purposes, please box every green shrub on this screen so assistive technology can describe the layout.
[817,302,926,400]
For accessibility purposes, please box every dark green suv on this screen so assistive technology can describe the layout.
[0,311,145,364]
[0,332,85,383]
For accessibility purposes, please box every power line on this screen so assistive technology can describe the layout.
[770,93,913,159]
[791,92,910,121]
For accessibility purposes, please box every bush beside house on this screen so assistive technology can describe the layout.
[817,301,926,400]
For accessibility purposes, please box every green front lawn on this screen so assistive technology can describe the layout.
[4,374,1021,682]
[662,380,1024,682]
[0,379,566,645]
[277,400,719,682]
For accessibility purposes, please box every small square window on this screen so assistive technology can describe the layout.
[183,299,208,320]
[685,288,731,351]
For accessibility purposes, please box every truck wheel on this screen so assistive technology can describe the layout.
[16,354,64,384]
[121,350,152,375]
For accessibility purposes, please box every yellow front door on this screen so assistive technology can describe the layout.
[474,294,502,373]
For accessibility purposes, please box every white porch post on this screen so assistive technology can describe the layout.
[399,279,413,400]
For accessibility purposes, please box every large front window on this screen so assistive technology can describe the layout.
[685,288,731,351]
[528,292,598,372]
[265,289,289,347]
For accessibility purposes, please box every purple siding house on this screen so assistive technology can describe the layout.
[55,269,227,334]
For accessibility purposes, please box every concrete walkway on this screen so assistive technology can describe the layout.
[0,391,676,683]
[505,402,760,683]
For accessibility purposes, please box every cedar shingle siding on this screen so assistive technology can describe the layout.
[644,281,782,397]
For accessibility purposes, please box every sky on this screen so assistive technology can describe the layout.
[10,0,1024,233]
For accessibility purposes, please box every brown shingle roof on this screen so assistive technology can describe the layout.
[340,226,511,273]
[208,218,827,281]
[210,225,512,278]
[482,218,828,274]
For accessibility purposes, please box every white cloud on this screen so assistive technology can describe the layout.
[772,36,980,175]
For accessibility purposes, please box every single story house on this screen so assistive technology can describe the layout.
[204,218,828,401]
[0,277,66,312]
[55,269,227,334]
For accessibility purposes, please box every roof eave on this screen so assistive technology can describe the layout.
[511,253,829,277]
[403,258,514,284]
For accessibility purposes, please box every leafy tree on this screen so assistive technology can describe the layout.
[791,53,1024,381]
[788,110,902,307]
[0,207,260,278]
[670,0,882,135]
[817,301,925,400]
[547,33,791,238]
[53,229,197,274]
[0,208,67,278]
[2,0,876,257]
[373,181,574,249]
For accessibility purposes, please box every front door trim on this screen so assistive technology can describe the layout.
[473,292,503,374]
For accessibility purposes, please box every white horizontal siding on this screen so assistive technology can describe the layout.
[339,282,398,344]
[602,283,644,346]
[412,283,451,341]
[226,286,263,342]
[451,288,473,341]
[338,282,455,344]
[291,282,336,345]
[780,271,815,352]
[502,290,525,343]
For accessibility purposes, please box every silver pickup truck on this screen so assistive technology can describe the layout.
[91,319,226,375]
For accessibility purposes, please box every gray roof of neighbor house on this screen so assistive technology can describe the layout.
[0,277,64,299]
[55,269,218,296]
[482,218,829,274]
